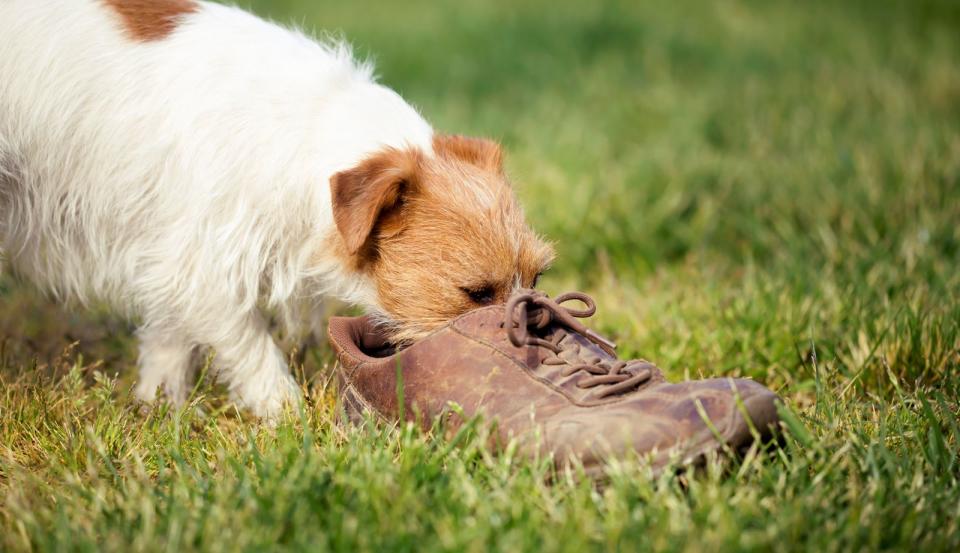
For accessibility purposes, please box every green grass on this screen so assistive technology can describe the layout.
[2,0,959,550]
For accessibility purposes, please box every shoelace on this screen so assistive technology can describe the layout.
[504,290,658,398]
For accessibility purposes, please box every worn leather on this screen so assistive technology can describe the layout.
[328,302,781,473]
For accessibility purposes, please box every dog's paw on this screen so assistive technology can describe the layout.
[133,377,189,406]
[233,373,303,422]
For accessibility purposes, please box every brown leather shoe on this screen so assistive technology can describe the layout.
[328,289,781,475]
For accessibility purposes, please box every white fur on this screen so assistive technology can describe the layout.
[0,0,434,417]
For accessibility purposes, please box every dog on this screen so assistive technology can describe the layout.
[0,0,554,418]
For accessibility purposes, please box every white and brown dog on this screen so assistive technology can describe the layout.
[0,0,554,418]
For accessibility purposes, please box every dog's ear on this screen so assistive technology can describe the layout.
[433,134,503,173]
[330,147,422,255]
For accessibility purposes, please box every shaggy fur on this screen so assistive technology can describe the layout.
[0,0,553,418]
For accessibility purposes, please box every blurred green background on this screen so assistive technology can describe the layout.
[248,0,959,279]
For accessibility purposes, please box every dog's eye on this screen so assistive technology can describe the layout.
[461,285,496,305]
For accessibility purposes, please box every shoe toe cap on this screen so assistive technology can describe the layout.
[721,380,781,449]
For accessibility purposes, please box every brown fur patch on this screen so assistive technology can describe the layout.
[328,137,554,343]
[330,148,424,256]
[102,0,198,42]
[433,134,503,173]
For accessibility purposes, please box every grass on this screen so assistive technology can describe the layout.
[2,0,959,550]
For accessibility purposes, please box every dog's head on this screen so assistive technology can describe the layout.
[330,134,555,342]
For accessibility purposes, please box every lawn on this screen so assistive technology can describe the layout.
[2,0,959,550]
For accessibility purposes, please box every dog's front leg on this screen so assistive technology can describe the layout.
[203,311,301,420]
[134,327,195,405]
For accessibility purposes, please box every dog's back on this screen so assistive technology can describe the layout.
[0,0,430,310]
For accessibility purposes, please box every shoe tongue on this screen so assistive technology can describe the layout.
[451,306,549,365]
[555,330,616,365]
[451,305,619,370]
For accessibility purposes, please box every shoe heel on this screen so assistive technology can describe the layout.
[336,378,383,426]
